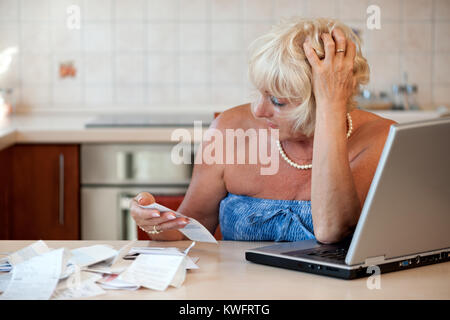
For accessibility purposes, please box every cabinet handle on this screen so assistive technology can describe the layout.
[59,153,65,225]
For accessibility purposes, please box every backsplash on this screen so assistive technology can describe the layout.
[0,0,449,113]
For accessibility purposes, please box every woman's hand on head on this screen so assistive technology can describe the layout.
[303,28,357,113]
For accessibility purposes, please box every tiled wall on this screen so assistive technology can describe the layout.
[0,0,449,112]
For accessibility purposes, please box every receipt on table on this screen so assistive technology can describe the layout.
[52,281,105,300]
[83,242,136,275]
[0,248,63,300]
[0,272,12,293]
[129,247,184,256]
[52,272,104,300]
[185,256,199,270]
[70,245,118,267]
[8,240,50,266]
[97,274,139,291]
[141,203,218,243]
[119,254,187,291]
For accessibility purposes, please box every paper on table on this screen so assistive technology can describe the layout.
[52,281,105,300]
[111,241,137,266]
[8,240,50,266]
[70,245,118,267]
[0,272,12,293]
[97,274,139,291]
[141,203,218,243]
[119,254,186,291]
[129,241,196,256]
[84,242,136,275]
[52,272,104,300]
[129,247,184,256]
[0,248,63,300]
[59,248,75,279]
[168,257,187,289]
[0,263,12,272]
[185,256,199,270]
[60,263,78,279]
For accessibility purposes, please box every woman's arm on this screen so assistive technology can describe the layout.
[148,113,229,240]
[304,29,363,244]
[176,132,228,235]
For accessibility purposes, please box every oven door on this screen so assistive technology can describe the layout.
[81,186,187,240]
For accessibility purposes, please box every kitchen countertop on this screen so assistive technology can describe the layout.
[0,110,447,152]
[1,240,449,299]
[0,113,202,151]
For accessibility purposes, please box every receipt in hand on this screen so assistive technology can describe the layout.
[141,203,218,243]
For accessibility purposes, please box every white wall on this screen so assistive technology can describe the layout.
[0,0,449,113]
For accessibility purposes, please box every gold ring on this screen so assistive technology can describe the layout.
[140,225,162,234]
[336,48,345,53]
[148,225,162,234]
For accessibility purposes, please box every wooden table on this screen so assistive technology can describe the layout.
[1,240,449,300]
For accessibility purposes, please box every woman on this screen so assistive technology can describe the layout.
[130,17,395,244]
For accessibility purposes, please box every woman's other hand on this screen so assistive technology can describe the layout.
[303,28,357,113]
[130,192,189,240]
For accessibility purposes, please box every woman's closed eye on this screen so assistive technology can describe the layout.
[269,96,286,107]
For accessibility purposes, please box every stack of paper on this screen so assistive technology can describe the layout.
[0,239,202,299]
[0,241,120,300]
[128,246,199,269]
[0,272,12,293]
[118,241,197,291]
[0,261,11,272]
[1,248,64,300]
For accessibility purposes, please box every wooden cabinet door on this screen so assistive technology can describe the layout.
[0,146,13,239]
[11,145,80,240]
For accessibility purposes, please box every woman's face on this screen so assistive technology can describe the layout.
[252,91,310,141]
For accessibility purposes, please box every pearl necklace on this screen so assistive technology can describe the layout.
[276,113,353,170]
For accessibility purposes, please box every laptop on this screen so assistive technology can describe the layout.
[245,117,450,279]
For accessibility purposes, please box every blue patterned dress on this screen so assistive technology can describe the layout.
[219,192,315,241]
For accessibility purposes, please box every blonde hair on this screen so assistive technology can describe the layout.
[248,17,370,137]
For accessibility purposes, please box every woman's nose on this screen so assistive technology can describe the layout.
[254,99,274,118]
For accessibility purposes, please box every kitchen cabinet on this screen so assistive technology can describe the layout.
[10,144,80,240]
[0,146,13,239]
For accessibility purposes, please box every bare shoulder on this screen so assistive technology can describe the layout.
[212,103,261,131]
[353,109,397,145]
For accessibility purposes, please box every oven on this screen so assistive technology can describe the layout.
[80,143,194,240]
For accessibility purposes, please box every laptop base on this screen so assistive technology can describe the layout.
[245,251,450,280]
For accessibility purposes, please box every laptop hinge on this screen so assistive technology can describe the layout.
[364,255,385,266]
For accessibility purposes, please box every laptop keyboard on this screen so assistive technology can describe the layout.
[284,246,349,262]
[306,247,348,261]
